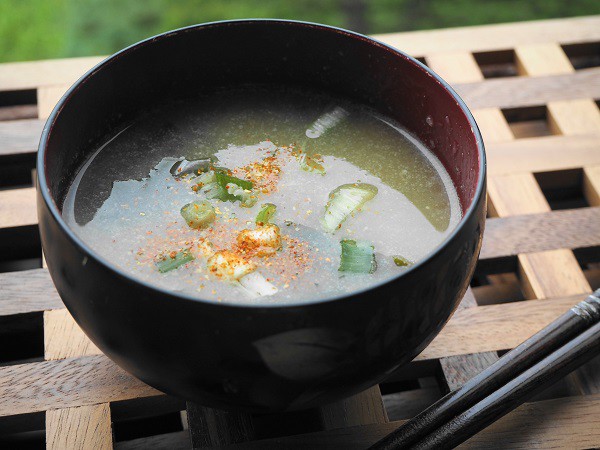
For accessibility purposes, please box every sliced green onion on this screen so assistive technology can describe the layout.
[305,107,348,139]
[156,249,195,273]
[225,182,257,207]
[215,171,253,191]
[195,170,217,186]
[299,153,326,174]
[170,158,212,178]
[180,200,215,229]
[201,182,231,202]
[393,255,412,267]
[320,183,378,233]
[339,240,377,274]
[239,271,278,297]
[256,203,277,225]
[195,169,256,206]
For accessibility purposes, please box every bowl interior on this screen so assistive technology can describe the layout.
[42,20,483,221]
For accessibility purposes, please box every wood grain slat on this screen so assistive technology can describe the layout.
[0,269,63,316]
[480,207,600,260]
[374,15,600,57]
[416,293,583,361]
[487,134,600,176]
[0,187,37,228]
[0,355,161,417]
[488,172,549,216]
[519,249,592,299]
[44,296,110,449]
[515,43,574,76]
[0,119,44,156]
[548,99,600,135]
[37,85,70,120]
[0,56,103,91]
[584,165,600,207]
[44,309,101,361]
[472,109,514,143]
[455,67,600,110]
[46,403,112,450]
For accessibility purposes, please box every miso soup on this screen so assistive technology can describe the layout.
[63,85,462,305]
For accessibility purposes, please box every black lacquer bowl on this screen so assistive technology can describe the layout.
[37,20,486,412]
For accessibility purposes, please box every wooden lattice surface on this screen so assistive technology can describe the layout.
[1,15,600,449]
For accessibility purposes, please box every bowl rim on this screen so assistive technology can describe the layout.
[37,18,486,310]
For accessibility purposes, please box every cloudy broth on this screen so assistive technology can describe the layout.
[63,85,461,305]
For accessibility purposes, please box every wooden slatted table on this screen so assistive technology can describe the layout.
[1,15,600,449]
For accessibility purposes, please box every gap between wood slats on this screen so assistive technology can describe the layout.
[0,293,587,417]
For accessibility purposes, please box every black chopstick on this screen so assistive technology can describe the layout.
[370,288,600,450]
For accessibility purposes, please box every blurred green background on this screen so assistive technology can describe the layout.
[1,0,599,63]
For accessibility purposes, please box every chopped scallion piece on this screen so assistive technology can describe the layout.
[299,153,326,174]
[339,240,377,274]
[215,171,253,191]
[156,249,194,273]
[195,169,256,206]
[256,203,277,225]
[201,182,231,202]
[393,255,412,267]
[194,170,217,186]
[225,182,257,207]
[305,107,348,139]
[320,183,378,233]
[180,200,215,229]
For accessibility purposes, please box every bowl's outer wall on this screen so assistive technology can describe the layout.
[38,20,486,412]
